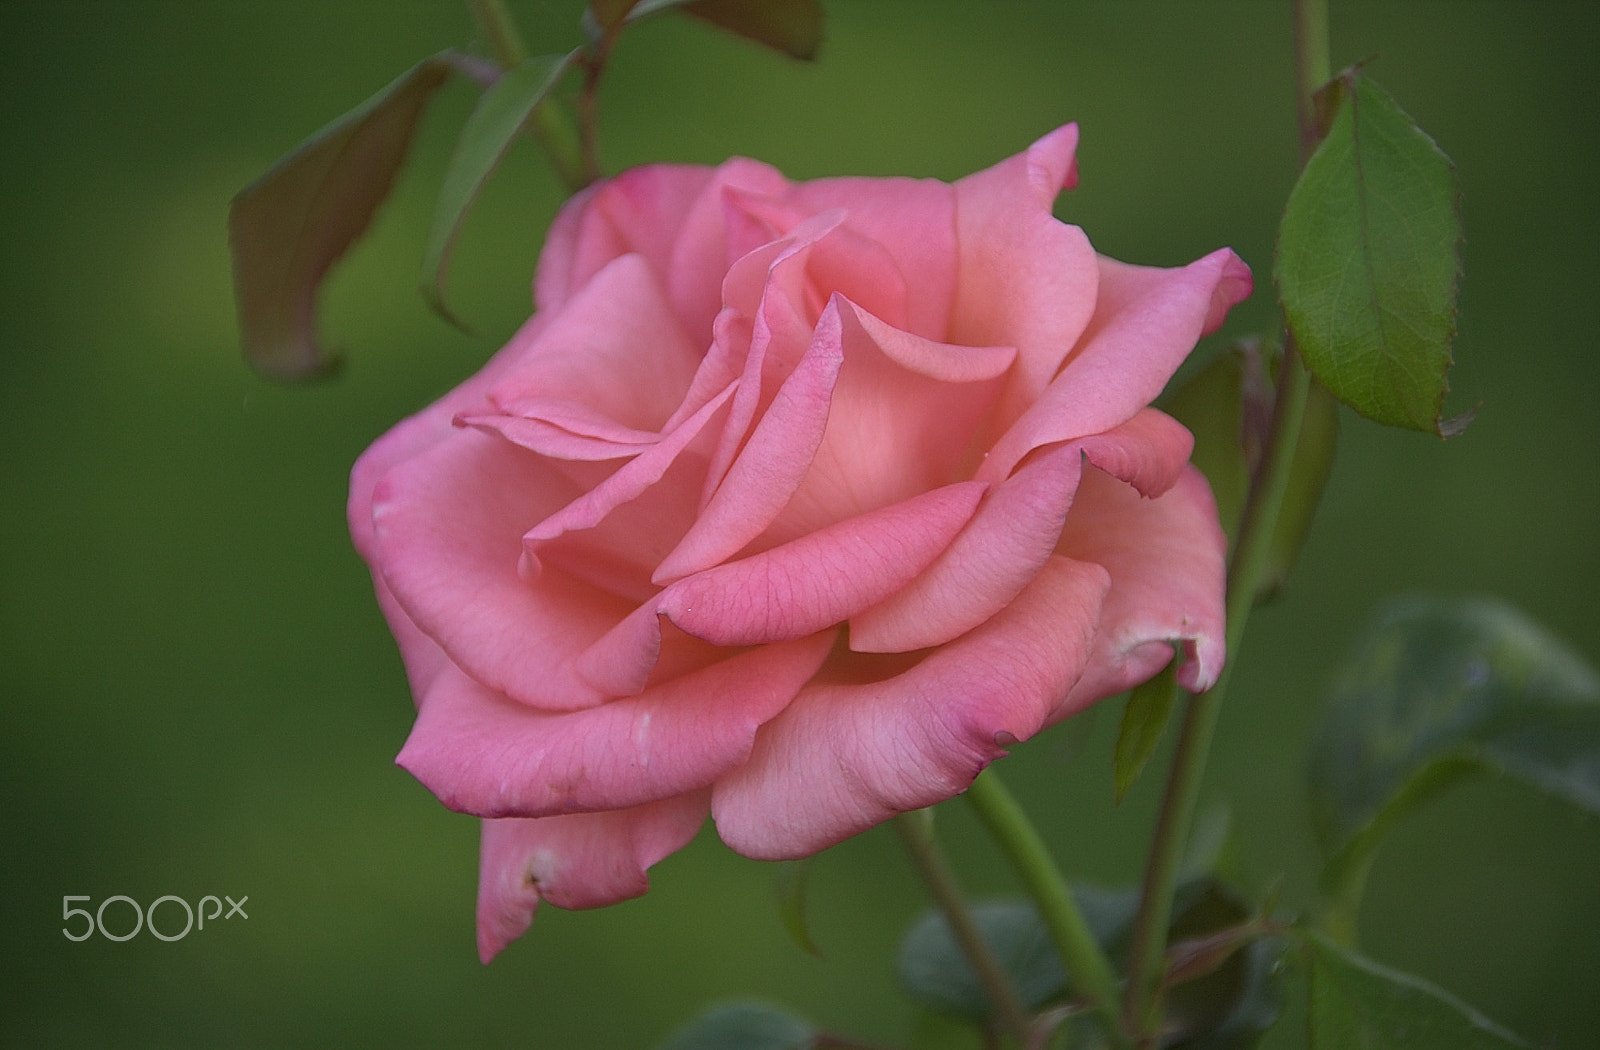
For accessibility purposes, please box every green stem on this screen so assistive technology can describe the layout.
[964,770,1129,1049]
[1122,350,1315,1045]
[1120,1,1330,1029]
[894,809,1035,1047]
[470,0,527,68]
[468,0,593,193]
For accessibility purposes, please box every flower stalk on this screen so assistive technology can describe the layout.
[894,809,1035,1046]
[468,0,592,192]
[1118,0,1330,1040]
[964,769,1130,1049]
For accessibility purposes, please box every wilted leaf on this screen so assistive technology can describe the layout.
[652,1002,818,1050]
[1115,653,1179,801]
[1305,933,1530,1048]
[1276,69,1465,435]
[230,53,460,380]
[422,51,576,326]
[1310,596,1600,882]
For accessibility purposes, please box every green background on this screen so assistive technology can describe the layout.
[3,1,1597,1046]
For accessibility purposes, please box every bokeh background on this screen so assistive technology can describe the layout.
[4,1,1598,1046]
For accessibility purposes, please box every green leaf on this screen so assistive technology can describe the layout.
[1275,68,1465,435]
[1310,596,1600,888]
[898,899,1068,1023]
[229,53,459,380]
[1114,652,1179,801]
[422,52,576,327]
[1305,933,1530,1048]
[652,1002,818,1050]
[1163,341,1340,601]
[629,0,824,59]
[1161,883,1283,1049]
[772,858,819,956]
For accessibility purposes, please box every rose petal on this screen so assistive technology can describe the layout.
[458,407,658,462]
[980,247,1252,483]
[851,408,1193,652]
[1055,463,1228,715]
[850,442,1084,652]
[520,382,736,599]
[789,173,958,339]
[949,125,1099,420]
[476,793,707,962]
[660,480,986,645]
[765,296,1015,545]
[665,158,795,338]
[490,254,700,434]
[711,556,1109,859]
[655,299,845,582]
[535,164,714,314]
[397,630,835,817]
[372,429,634,710]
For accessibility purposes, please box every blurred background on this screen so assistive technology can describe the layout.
[3,1,1597,1046]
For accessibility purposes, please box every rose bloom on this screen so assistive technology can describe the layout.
[349,125,1250,961]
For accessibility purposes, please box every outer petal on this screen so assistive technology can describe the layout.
[980,247,1252,483]
[712,556,1109,859]
[476,793,707,963]
[397,631,835,817]
[949,125,1099,418]
[534,164,715,313]
[371,429,633,710]
[490,253,701,434]
[851,408,1193,653]
[1054,463,1228,719]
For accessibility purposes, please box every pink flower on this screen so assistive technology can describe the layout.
[348,125,1251,961]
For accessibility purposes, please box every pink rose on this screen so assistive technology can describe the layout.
[349,125,1250,961]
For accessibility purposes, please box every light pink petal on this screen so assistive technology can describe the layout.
[665,158,795,339]
[762,296,1015,546]
[981,247,1252,483]
[842,301,1016,383]
[458,406,658,462]
[712,557,1110,859]
[476,793,707,962]
[520,383,736,597]
[851,407,1193,653]
[1055,464,1228,716]
[371,429,632,711]
[1073,407,1195,498]
[397,630,835,817]
[850,443,1084,653]
[534,164,717,313]
[660,481,986,645]
[789,173,958,339]
[348,306,562,568]
[490,254,700,434]
[948,125,1099,417]
[654,301,845,583]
